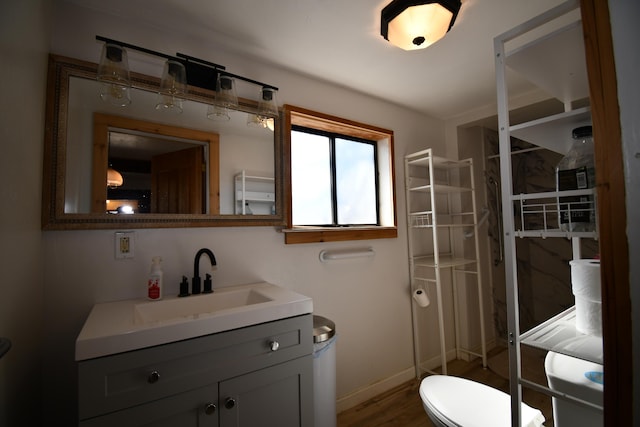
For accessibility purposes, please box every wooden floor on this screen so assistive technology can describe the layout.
[337,347,553,427]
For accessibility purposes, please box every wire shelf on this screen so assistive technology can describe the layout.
[511,188,597,238]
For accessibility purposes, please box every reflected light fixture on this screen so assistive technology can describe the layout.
[107,167,124,188]
[381,0,461,50]
[97,43,132,106]
[156,59,187,113]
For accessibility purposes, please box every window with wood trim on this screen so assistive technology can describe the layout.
[283,105,397,244]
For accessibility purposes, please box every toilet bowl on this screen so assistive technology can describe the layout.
[544,351,603,427]
[419,375,545,427]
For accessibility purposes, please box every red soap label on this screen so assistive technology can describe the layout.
[148,279,160,299]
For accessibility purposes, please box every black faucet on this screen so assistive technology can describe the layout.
[192,248,217,294]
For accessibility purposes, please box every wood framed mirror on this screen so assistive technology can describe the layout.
[42,55,285,229]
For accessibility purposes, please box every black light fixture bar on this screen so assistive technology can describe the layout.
[95,35,277,92]
[176,53,278,91]
[96,35,187,63]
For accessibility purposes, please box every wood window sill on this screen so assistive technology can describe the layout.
[281,226,397,244]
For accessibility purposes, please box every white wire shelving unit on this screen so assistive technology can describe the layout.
[494,1,602,425]
[405,148,487,378]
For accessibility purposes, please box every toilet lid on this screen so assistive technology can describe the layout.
[420,375,545,427]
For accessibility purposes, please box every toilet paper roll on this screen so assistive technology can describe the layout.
[575,296,602,336]
[570,259,602,336]
[570,259,601,301]
[413,288,430,308]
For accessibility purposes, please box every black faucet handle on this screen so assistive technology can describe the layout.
[178,276,190,297]
[203,273,213,294]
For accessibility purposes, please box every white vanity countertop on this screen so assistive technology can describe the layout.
[75,282,313,361]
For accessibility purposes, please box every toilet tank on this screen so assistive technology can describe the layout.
[544,351,603,427]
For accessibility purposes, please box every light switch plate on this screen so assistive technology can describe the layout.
[115,231,135,259]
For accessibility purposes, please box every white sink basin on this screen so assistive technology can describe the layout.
[134,287,273,324]
[76,282,313,361]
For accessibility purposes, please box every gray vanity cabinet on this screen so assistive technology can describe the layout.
[219,356,311,426]
[78,314,313,427]
[78,384,219,427]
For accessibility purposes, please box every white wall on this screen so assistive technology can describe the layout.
[608,0,640,421]
[43,1,446,423]
[0,1,50,425]
[456,126,496,351]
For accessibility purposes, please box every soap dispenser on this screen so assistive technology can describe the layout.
[147,256,163,300]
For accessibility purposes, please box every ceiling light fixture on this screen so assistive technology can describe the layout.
[381,0,461,50]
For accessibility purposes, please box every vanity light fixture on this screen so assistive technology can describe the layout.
[247,87,278,131]
[207,74,238,121]
[95,36,279,127]
[97,43,132,106]
[156,59,188,113]
[380,0,461,50]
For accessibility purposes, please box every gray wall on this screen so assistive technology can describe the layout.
[0,1,50,425]
[609,0,640,421]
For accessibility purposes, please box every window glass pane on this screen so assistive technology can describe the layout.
[335,138,377,224]
[291,130,332,225]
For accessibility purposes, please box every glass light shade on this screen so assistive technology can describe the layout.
[107,167,124,187]
[155,60,187,113]
[246,113,264,128]
[207,74,238,121]
[387,3,453,50]
[207,104,231,121]
[247,87,277,131]
[246,114,275,131]
[257,87,278,119]
[97,43,132,106]
[215,75,238,108]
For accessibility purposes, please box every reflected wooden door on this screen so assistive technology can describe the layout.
[151,146,205,214]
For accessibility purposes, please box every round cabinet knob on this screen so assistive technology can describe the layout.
[147,370,160,384]
[224,397,236,409]
[204,403,217,415]
[269,341,280,352]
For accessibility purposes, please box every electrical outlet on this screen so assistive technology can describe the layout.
[115,231,135,259]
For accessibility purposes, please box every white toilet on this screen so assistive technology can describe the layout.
[419,375,545,427]
[544,351,603,427]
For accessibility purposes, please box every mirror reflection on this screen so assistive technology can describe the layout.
[66,75,275,216]
[91,113,220,215]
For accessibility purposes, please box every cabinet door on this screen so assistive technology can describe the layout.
[219,355,313,427]
[79,385,219,427]
[79,315,312,420]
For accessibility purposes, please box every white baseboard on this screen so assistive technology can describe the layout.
[336,339,499,413]
[336,367,416,413]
